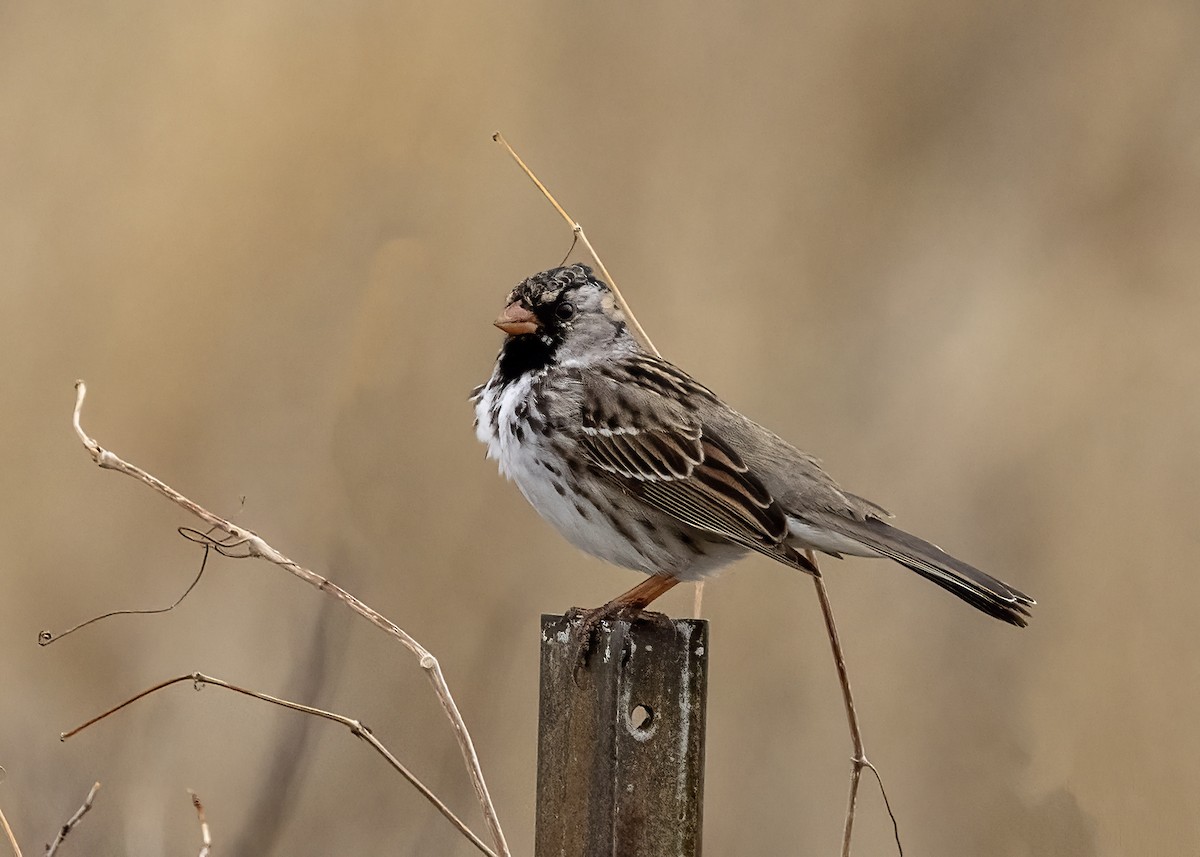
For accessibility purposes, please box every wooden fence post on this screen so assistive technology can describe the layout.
[534,612,709,857]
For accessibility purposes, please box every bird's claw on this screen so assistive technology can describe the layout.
[566,604,674,684]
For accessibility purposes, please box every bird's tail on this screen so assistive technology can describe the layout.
[808,514,1034,626]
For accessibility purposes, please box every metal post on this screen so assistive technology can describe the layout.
[535,613,709,857]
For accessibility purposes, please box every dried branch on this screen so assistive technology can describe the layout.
[70,382,510,857]
[188,792,211,857]
[44,781,101,857]
[61,672,496,857]
[805,550,902,857]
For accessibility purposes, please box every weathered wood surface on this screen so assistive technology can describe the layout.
[535,612,709,857]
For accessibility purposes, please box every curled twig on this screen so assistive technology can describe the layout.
[63,672,496,857]
[178,525,254,558]
[70,381,510,857]
[45,782,101,857]
[39,539,213,646]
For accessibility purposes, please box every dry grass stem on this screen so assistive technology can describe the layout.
[44,781,101,857]
[805,550,902,857]
[62,672,497,857]
[70,381,509,857]
[492,132,661,359]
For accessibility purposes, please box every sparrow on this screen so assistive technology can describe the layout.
[472,264,1033,627]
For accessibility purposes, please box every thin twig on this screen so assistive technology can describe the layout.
[61,672,496,857]
[0,805,21,857]
[805,549,902,857]
[865,759,902,851]
[70,382,509,857]
[188,792,211,857]
[44,781,100,857]
[39,541,211,646]
[492,132,660,359]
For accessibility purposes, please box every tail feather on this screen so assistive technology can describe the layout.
[808,514,1034,627]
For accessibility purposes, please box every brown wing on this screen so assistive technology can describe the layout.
[576,355,815,573]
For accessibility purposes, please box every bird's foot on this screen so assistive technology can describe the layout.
[565,574,682,683]
[566,603,625,679]
[566,603,673,683]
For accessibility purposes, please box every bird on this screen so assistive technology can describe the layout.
[472,263,1033,632]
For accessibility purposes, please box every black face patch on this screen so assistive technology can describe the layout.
[495,265,602,385]
[496,331,556,383]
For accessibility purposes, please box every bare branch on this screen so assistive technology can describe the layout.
[188,792,211,857]
[44,782,100,857]
[492,132,661,359]
[70,382,510,857]
[62,672,497,857]
[805,550,902,857]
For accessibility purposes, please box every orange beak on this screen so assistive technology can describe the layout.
[494,302,540,336]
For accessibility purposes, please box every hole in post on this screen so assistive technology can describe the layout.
[630,704,654,731]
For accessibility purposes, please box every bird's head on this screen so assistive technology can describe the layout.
[493,265,634,375]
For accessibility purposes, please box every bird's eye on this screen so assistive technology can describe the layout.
[555,301,576,321]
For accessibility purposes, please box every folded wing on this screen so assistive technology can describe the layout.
[576,356,815,573]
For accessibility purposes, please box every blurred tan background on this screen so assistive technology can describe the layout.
[2,2,1198,855]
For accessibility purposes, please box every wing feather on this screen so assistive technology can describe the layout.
[576,356,812,572]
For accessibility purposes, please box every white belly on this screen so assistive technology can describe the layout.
[475,374,744,578]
